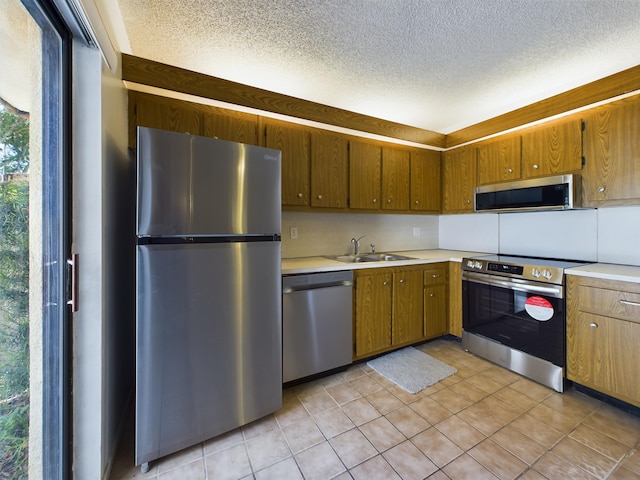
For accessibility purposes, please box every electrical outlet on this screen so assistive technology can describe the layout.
[290,227,298,239]
[413,227,421,237]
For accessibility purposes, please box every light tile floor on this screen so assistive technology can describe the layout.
[110,339,640,480]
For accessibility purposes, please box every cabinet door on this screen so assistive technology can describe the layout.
[310,130,349,208]
[392,270,423,345]
[349,141,381,209]
[265,122,310,206]
[130,92,203,148]
[582,96,640,206]
[521,117,582,178]
[442,146,477,213]
[448,262,462,337]
[569,312,640,407]
[410,150,441,212]
[203,109,258,145]
[382,147,410,210]
[355,272,392,357]
[424,285,447,339]
[477,135,521,185]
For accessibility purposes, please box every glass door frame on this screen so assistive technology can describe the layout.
[19,0,72,478]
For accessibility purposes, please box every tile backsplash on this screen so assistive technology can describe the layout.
[282,205,640,267]
[281,211,439,258]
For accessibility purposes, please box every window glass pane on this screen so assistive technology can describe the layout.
[0,0,40,477]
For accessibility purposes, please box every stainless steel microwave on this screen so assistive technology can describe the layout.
[474,174,581,213]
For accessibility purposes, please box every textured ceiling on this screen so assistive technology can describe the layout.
[114,0,640,134]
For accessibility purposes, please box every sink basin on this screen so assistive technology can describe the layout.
[326,253,416,264]
[360,253,416,262]
[327,255,377,263]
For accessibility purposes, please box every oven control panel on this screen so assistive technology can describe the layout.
[463,257,564,284]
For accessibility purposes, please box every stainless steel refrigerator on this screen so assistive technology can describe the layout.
[135,126,282,469]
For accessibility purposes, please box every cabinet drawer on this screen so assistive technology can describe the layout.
[580,285,640,324]
[424,267,447,286]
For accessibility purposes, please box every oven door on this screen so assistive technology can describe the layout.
[462,271,565,367]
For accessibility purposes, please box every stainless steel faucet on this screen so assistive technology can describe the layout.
[351,235,365,255]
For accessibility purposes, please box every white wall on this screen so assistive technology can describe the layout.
[438,206,640,266]
[282,211,439,258]
[72,40,103,480]
[72,43,131,480]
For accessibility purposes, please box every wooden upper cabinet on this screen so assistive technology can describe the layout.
[442,146,477,213]
[582,95,640,206]
[349,141,382,210]
[410,150,441,212]
[382,147,410,210]
[129,91,203,147]
[265,121,310,206]
[521,117,582,178]
[310,130,349,208]
[203,109,258,145]
[477,134,521,185]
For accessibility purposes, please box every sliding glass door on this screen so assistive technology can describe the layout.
[0,0,70,478]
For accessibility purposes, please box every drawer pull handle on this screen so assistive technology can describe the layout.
[620,299,640,307]
[399,279,405,284]
[432,274,440,278]
[589,322,598,329]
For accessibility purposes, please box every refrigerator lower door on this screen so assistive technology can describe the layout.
[135,241,282,466]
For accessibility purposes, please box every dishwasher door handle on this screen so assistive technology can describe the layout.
[283,280,352,294]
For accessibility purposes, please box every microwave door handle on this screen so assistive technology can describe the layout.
[463,271,563,298]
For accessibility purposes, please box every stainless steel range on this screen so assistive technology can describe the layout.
[462,255,588,392]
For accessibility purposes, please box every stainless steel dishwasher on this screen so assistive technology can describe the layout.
[282,270,353,383]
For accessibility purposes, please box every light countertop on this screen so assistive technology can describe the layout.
[282,249,488,275]
[566,263,640,284]
[283,250,640,283]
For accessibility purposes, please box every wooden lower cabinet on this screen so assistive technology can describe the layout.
[354,263,450,360]
[392,269,424,345]
[423,263,449,339]
[566,275,640,407]
[354,270,392,357]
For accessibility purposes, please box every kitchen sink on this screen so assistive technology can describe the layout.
[326,253,416,264]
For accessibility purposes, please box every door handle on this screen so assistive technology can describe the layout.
[67,253,78,312]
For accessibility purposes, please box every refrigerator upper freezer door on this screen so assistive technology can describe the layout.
[137,127,281,237]
[135,241,282,466]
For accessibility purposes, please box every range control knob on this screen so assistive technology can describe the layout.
[474,261,483,269]
[531,268,541,278]
[466,260,475,268]
[542,270,553,280]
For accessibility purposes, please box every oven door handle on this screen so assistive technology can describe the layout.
[462,271,563,299]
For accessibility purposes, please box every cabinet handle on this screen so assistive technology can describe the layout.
[620,299,640,307]
[297,193,303,198]
[506,168,513,173]
[372,198,377,203]
[432,274,440,278]
[415,200,420,205]
[387,199,392,204]
[598,186,606,193]
[532,164,539,169]
[429,293,435,297]
[317,194,323,200]
[383,281,388,286]
[589,322,598,329]
[466,199,471,204]
[399,279,405,284]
